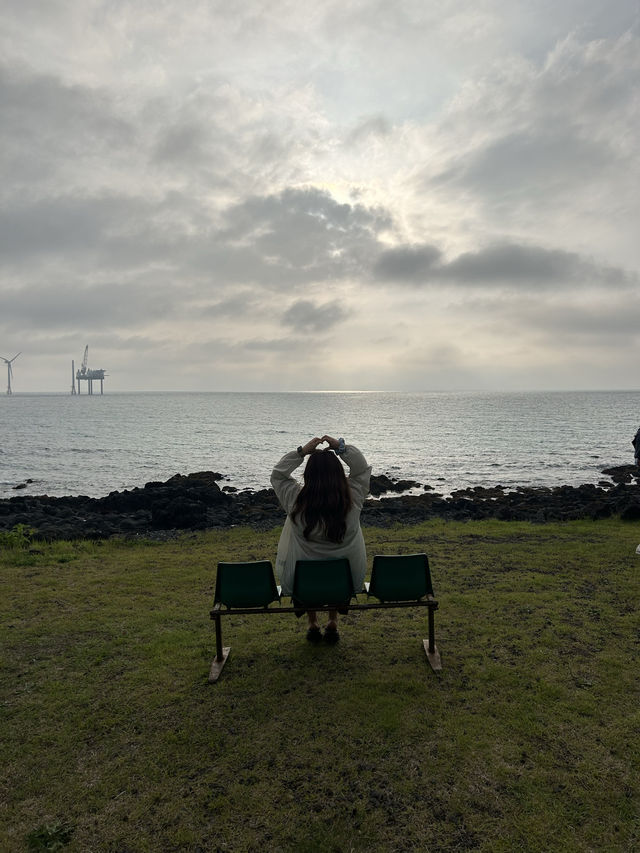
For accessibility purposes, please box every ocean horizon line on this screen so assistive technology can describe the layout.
[2,387,640,397]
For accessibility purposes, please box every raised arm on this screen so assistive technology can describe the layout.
[270,438,322,514]
[343,445,372,503]
[322,435,371,504]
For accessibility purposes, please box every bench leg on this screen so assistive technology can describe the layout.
[209,612,230,683]
[423,606,442,671]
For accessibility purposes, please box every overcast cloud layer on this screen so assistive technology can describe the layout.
[1,0,638,391]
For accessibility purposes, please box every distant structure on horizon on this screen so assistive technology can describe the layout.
[73,346,107,395]
[1,352,20,395]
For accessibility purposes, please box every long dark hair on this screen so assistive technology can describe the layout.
[291,449,352,542]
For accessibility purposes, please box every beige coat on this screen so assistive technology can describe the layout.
[270,445,372,595]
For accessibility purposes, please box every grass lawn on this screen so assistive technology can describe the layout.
[1,518,639,852]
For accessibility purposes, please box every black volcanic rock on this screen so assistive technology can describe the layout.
[1,464,638,541]
[369,474,422,496]
[600,464,640,484]
[151,496,208,529]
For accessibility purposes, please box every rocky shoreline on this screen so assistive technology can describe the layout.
[2,466,640,542]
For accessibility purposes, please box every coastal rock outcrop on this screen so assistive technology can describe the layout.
[1,466,638,541]
[600,464,640,484]
[369,474,423,496]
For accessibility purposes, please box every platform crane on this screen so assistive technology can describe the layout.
[74,346,106,395]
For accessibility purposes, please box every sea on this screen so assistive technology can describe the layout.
[0,390,638,500]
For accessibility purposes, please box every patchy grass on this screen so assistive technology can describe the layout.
[1,519,639,852]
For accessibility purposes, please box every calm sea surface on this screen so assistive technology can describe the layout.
[0,391,638,499]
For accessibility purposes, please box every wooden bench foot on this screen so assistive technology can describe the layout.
[208,647,231,682]
[423,639,442,672]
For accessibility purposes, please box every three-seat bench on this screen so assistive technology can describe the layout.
[209,553,441,682]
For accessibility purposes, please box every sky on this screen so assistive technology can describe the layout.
[1,0,639,392]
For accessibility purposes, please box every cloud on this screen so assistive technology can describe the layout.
[436,129,609,197]
[0,194,153,263]
[346,114,392,146]
[0,183,390,289]
[282,299,345,332]
[196,292,262,318]
[485,293,640,344]
[0,3,638,392]
[0,280,175,332]
[441,244,612,286]
[191,187,390,288]
[0,63,135,191]
[242,337,312,352]
[373,241,636,289]
[153,121,209,164]
[425,30,640,237]
[373,245,442,282]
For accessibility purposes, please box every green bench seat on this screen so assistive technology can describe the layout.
[209,554,441,682]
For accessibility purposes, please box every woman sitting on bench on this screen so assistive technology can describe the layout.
[271,435,372,644]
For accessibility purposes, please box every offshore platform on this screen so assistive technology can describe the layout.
[72,346,107,395]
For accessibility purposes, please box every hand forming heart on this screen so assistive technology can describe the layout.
[299,435,340,455]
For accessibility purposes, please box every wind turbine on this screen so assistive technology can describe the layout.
[1,352,20,395]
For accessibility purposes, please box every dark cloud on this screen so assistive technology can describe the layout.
[442,244,585,284]
[0,195,153,262]
[220,187,389,256]
[0,64,119,134]
[0,183,390,342]
[282,299,345,332]
[154,122,209,163]
[0,184,390,295]
[373,245,442,281]
[373,241,634,289]
[443,244,636,288]
[0,280,175,332]
[0,63,134,187]
[194,187,390,287]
